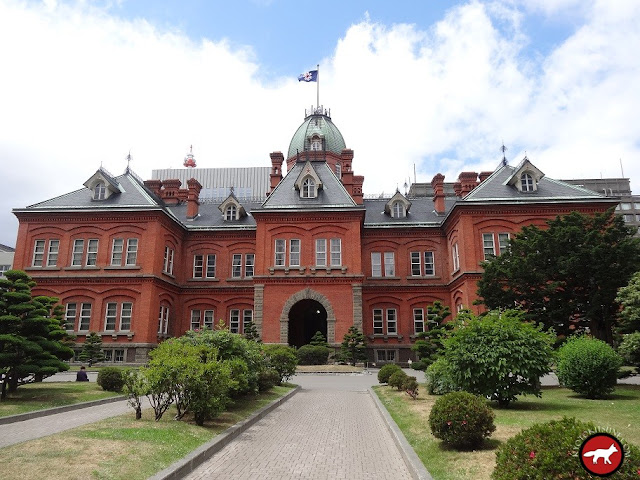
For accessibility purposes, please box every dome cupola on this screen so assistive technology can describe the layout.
[287,106,346,160]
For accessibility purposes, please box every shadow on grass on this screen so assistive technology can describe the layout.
[437,438,503,452]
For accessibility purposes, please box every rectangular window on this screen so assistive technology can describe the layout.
[230,309,240,333]
[245,254,255,278]
[163,246,174,274]
[373,309,383,334]
[371,252,382,277]
[413,308,424,333]
[206,254,216,278]
[243,310,253,332]
[125,239,138,265]
[119,302,132,330]
[621,202,632,210]
[190,310,201,330]
[384,252,395,277]
[32,240,45,267]
[111,239,124,266]
[483,233,495,259]
[316,239,326,266]
[79,303,91,331]
[103,350,113,362]
[387,309,397,334]
[330,238,341,266]
[158,305,166,334]
[86,239,98,266]
[376,350,396,362]
[47,240,59,267]
[452,243,460,272]
[275,239,286,266]
[203,310,214,330]
[114,349,125,363]
[497,233,510,254]
[289,239,300,267]
[232,254,242,278]
[424,251,435,276]
[65,303,77,330]
[410,252,421,276]
[623,214,634,222]
[105,302,117,330]
[193,254,204,278]
[72,239,84,266]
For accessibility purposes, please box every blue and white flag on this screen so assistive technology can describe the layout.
[298,70,318,82]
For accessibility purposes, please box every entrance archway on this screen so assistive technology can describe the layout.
[288,299,327,348]
[279,288,336,345]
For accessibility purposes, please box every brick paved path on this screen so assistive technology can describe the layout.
[185,375,413,480]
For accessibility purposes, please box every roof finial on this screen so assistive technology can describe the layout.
[126,150,132,173]
[500,141,508,166]
[183,145,197,168]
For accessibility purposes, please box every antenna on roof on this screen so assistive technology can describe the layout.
[500,141,508,166]
[126,150,132,173]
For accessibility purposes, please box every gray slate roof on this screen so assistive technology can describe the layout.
[363,197,456,227]
[258,161,358,210]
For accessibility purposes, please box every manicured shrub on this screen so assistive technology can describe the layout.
[443,310,555,406]
[492,417,640,480]
[257,368,280,391]
[388,370,408,391]
[296,344,330,365]
[377,363,402,384]
[122,368,147,420]
[618,332,640,368]
[425,357,457,395]
[556,336,623,398]
[428,391,495,450]
[403,376,419,400]
[263,344,297,384]
[97,367,125,392]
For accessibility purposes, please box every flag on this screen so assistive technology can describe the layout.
[298,70,318,82]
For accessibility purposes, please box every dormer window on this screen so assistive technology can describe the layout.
[302,177,316,198]
[225,205,237,221]
[521,173,534,192]
[392,201,405,218]
[94,182,106,200]
[310,135,322,151]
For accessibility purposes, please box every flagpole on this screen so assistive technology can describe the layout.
[316,64,320,111]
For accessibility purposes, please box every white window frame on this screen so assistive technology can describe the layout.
[119,302,132,331]
[275,239,286,266]
[230,309,240,333]
[316,239,327,267]
[206,254,216,278]
[497,233,510,254]
[424,251,435,276]
[225,205,236,221]
[386,309,397,334]
[203,309,214,330]
[392,201,404,218]
[302,177,316,198]
[86,239,98,266]
[193,254,204,278]
[373,309,383,334]
[483,233,496,260]
[163,246,174,275]
[65,303,77,330]
[79,303,91,331]
[245,254,255,277]
[111,238,124,266]
[190,310,201,330]
[384,252,395,277]
[371,252,382,277]
[410,252,421,276]
[413,308,424,333]
[125,239,138,265]
[232,254,242,278]
[72,239,84,266]
[452,243,460,272]
[114,349,125,363]
[46,240,59,267]
[94,182,106,200]
[289,239,300,267]
[330,238,342,267]
[243,309,253,331]
[33,239,46,267]
[105,302,117,331]
[521,173,534,192]
[158,305,170,334]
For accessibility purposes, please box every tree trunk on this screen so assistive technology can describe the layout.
[135,406,142,420]
[8,375,18,393]
[1,376,7,400]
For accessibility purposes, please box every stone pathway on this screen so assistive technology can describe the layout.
[185,374,413,480]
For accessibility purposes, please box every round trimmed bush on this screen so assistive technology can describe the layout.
[257,368,280,391]
[296,344,330,365]
[97,367,125,392]
[388,370,408,391]
[557,336,623,398]
[403,376,419,399]
[428,391,495,449]
[619,332,640,368]
[378,363,402,384]
[426,357,457,395]
[492,417,640,479]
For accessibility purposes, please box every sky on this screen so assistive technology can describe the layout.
[1,0,639,247]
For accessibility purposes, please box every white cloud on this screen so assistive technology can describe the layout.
[1,0,639,247]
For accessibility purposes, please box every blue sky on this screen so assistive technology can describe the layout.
[1,0,639,247]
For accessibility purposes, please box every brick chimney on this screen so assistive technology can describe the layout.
[144,179,163,198]
[431,173,445,214]
[161,179,182,205]
[479,171,493,183]
[269,152,284,195]
[353,175,364,205]
[453,181,462,197]
[458,172,479,196]
[186,178,202,220]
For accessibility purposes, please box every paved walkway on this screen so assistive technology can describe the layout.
[185,372,414,480]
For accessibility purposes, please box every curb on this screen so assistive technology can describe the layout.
[0,395,126,425]
[369,387,433,480]
[149,385,301,480]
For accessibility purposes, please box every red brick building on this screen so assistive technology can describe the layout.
[12,108,617,364]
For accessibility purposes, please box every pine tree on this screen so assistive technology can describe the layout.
[243,321,261,343]
[309,331,329,347]
[339,326,367,366]
[78,332,105,366]
[0,270,74,398]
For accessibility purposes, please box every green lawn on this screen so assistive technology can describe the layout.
[375,384,640,480]
[0,385,293,480]
[0,383,121,418]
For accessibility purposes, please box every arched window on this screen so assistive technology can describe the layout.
[521,173,534,192]
[225,204,237,220]
[94,182,106,200]
[392,201,405,218]
[310,136,322,151]
[302,178,316,198]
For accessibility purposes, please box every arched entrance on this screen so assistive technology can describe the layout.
[288,299,327,348]
[279,288,336,345]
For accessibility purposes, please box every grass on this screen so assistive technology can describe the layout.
[375,384,640,480]
[0,385,293,480]
[0,383,121,418]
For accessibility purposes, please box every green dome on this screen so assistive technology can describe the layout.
[287,112,346,159]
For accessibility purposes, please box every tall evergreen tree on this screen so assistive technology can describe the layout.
[411,301,452,369]
[78,332,105,366]
[0,270,75,398]
[339,326,367,366]
[477,210,640,343]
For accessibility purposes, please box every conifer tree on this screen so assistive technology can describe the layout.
[78,332,105,366]
[339,326,367,366]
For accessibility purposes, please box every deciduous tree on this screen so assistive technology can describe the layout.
[616,270,640,334]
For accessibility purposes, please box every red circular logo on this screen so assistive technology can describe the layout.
[579,433,624,477]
